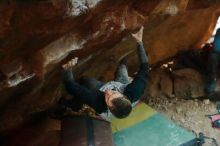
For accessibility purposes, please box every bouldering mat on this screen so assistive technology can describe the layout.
[110,102,195,146]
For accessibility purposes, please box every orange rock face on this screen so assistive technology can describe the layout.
[1,0,220,143]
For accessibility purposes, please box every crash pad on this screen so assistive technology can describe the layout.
[110,102,195,146]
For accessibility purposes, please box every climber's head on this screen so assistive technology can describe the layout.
[104,90,132,119]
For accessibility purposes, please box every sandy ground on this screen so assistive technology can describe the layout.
[146,96,220,145]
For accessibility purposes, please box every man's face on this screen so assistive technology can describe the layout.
[104,90,124,107]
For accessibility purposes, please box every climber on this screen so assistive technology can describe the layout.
[60,26,149,119]
[205,28,220,97]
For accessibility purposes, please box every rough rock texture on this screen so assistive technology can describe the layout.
[146,68,206,99]
[173,68,205,98]
[146,68,174,99]
[1,0,220,144]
